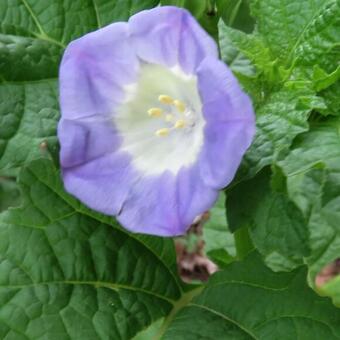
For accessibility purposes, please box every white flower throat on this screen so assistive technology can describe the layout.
[116,63,205,175]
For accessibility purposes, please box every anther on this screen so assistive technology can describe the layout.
[174,100,186,113]
[155,128,170,137]
[165,114,174,122]
[174,119,186,129]
[148,108,163,117]
[158,95,174,105]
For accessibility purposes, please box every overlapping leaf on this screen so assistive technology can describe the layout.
[162,253,340,339]
[0,159,183,339]
[203,192,236,266]
[0,0,159,169]
[278,119,340,300]
[251,0,340,70]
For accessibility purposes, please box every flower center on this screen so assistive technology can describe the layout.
[147,94,196,137]
[115,63,205,175]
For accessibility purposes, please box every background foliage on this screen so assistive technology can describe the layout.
[0,0,340,339]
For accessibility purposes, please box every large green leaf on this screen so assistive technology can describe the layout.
[218,21,273,86]
[218,21,326,181]
[162,253,340,339]
[2,159,340,338]
[278,119,340,299]
[237,88,315,180]
[321,80,340,116]
[0,0,159,44]
[218,22,256,78]
[251,0,340,70]
[227,169,308,271]
[0,159,184,339]
[0,0,159,170]
[0,177,20,212]
[0,80,60,169]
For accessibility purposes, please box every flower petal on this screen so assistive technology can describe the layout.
[199,121,254,189]
[117,165,217,236]
[63,152,137,216]
[197,56,255,123]
[129,6,218,73]
[58,117,121,168]
[196,57,256,188]
[59,22,139,120]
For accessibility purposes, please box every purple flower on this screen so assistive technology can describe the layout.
[58,6,255,236]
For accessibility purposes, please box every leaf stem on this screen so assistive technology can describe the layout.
[154,286,204,340]
[234,226,254,260]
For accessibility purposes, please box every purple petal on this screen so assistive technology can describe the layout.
[196,57,255,188]
[59,22,139,120]
[58,117,122,168]
[129,6,218,73]
[117,165,218,236]
[62,152,137,216]
[197,56,255,123]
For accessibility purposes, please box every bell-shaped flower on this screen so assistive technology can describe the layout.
[58,6,255,236]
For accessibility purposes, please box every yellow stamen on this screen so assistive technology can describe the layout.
[174,119,186,129]
[174,99,186,113]
[148,108,163,117]
[158,94,174,105]
[165,114,174,122]
[155,128,170,137]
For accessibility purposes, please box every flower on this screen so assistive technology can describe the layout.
[58,6,255,236]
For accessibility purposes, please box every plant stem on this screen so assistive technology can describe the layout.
[234,226,254,260]
[154,286,204,340]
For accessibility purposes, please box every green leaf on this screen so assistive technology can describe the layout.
[219,22,274,79]
[312,65,340,92]
[218,22,325,183]
[133,318,164,340]
[0,80,60,169]
[217,0,255,33]
[0,0,159,45]
[251,0,340,70]
[237,88,315,180]
[0,177,20,212]
[278,119,340,298]
[162,252,340,339]
[227,169,308,271]
[0,158,185,339]
[0,34,62,82]
[203,191,236,265]
[0,0,159,170]
[320,80,340,116]
[218,22,256,78]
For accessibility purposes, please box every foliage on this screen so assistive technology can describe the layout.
[1,0,340,338]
